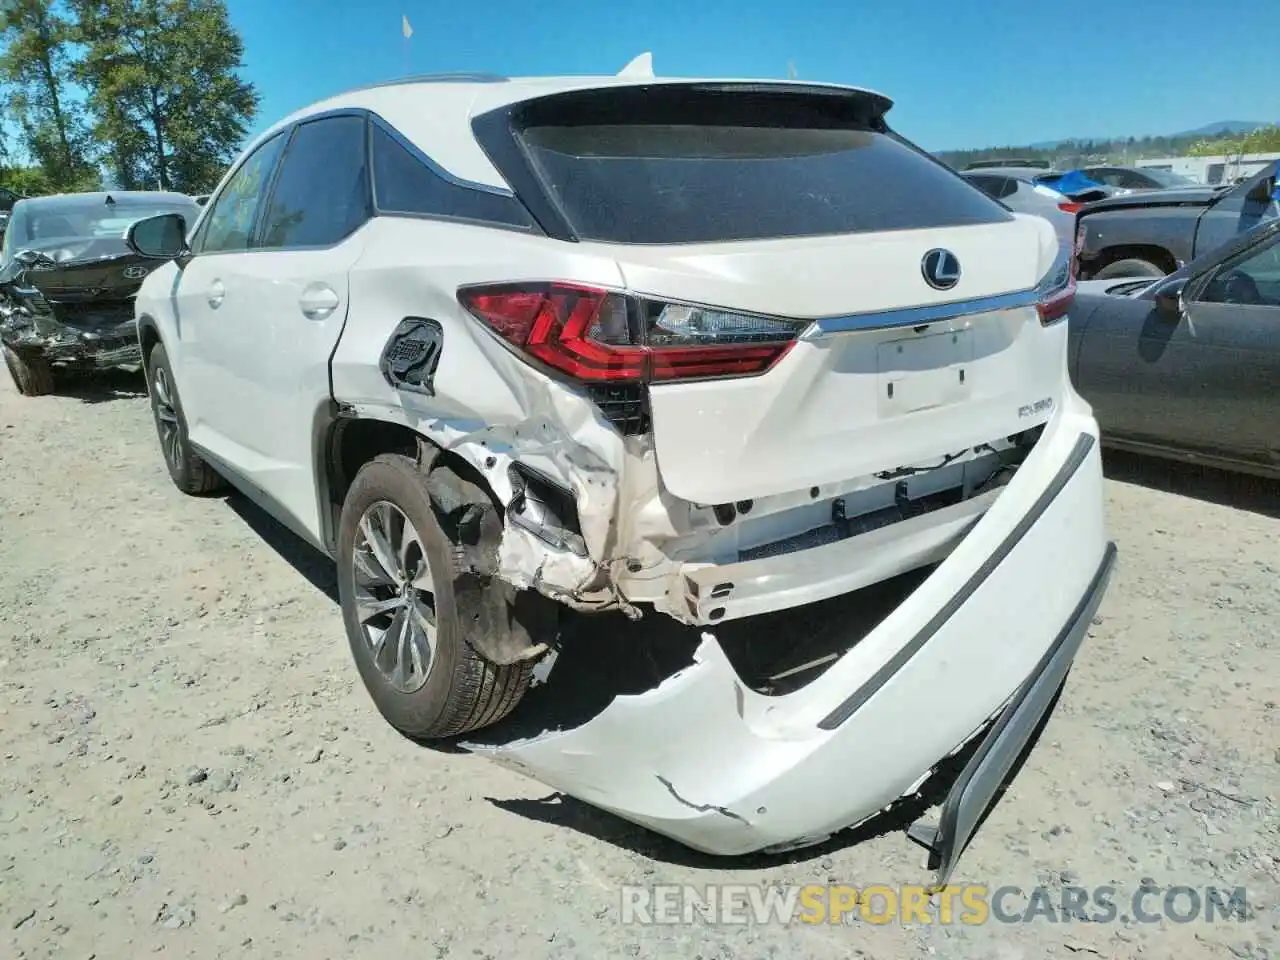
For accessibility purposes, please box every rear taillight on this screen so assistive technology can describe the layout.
[458,283,805,383]
[1057,201,1083,214]
[1035,245,1076,325]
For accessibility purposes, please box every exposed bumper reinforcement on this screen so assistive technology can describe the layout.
[679,487,1001,625]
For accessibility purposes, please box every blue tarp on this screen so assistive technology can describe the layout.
[1039,169,1103,196]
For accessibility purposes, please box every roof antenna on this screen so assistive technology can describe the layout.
[105,193,115,205]
[617,52,654,78]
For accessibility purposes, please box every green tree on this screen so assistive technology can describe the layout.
[72,0,257,192]
[0,0,99,191]
[0,163,53,194]
[1189,125,1280,158]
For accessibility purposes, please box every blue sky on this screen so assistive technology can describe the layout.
[225,0,1280,152]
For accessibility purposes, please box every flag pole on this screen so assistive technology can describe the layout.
[402,14,413,77]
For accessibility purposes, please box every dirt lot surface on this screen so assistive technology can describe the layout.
[1,371,1277,960]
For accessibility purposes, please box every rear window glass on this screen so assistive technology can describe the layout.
[518,124,1010,244]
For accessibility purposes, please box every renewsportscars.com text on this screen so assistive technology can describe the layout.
[620,883,1250,926]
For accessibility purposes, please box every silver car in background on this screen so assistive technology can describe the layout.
[961,167,1082,247]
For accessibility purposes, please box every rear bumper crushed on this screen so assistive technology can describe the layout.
[463,410,1113,863]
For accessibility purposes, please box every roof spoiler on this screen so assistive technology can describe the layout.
[617,52,654,78]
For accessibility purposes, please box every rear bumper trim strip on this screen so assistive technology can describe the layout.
[917,538,1118,887]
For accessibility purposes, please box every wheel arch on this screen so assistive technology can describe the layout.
[137,314,163,364]
[318,411,498,555]
[1085,243,1178,278]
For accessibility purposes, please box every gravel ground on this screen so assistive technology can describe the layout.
[1,370,1277,960]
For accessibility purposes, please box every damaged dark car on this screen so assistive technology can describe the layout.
[0,191,200,396]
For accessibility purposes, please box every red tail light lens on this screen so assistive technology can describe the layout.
[1057,201,1083,214]
[1035,246,1076,325]
[460,284,645,381]
[458,283,804,383]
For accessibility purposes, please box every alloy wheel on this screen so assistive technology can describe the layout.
[151,364,182,470]
[351,500,438,694]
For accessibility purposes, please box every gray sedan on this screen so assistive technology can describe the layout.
[1068,217,1280,478]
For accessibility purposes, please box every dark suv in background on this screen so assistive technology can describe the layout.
[1076,160,1280,280]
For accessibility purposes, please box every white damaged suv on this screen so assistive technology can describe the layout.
[128,70,1114,878]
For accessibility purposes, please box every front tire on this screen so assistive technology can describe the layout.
[146,343,225,495]
[1094,257,1167,280]
[3,344,55,396]
[337,454,533,740]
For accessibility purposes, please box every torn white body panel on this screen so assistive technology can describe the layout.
[465,403,1110,856]
[495,525,610,609]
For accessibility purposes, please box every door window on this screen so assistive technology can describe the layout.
[258,115,371,249]
[1199,234,1280,306]
[198,132,288,254]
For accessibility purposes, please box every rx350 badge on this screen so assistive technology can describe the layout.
[1018,396,1055,419]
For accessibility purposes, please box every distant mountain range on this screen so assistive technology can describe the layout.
[1027,120,1274,150]
[1174,120,1274,137]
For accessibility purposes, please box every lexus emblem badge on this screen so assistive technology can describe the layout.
[921,248,961,291]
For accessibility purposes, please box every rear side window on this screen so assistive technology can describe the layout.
[965,174,1015,200]
[259,115,370,249]
[518,123,1008,244]
[371,123,533,228]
